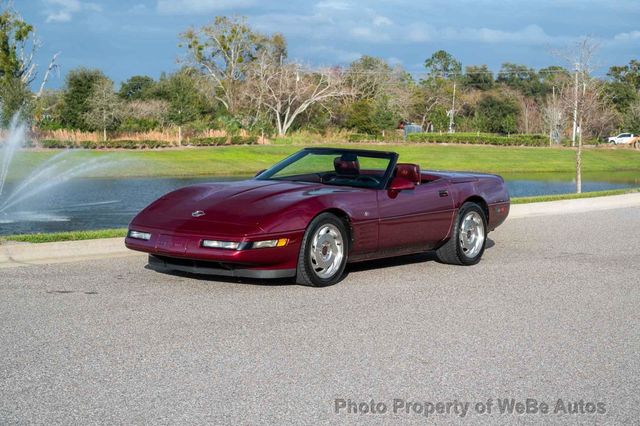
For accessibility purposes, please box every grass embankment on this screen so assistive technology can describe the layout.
[1,228,127,244]
[510,187,640,204]
[7,143,640,179]
[3,188,639,243]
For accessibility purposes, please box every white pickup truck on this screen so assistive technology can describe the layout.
[608,133,636,144]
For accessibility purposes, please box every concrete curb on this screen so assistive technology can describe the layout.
[1,193,639,268]
[509,193,640,219]
[0,237,143,269]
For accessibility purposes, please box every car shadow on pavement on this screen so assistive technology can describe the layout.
[344,238,495,275]
[144,265,295,286]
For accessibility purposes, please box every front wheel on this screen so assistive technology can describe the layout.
[296,213,349,287]
[436,202,487,265]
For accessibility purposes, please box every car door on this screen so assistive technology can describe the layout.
[377,179,455,253]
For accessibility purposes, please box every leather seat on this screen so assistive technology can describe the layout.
[395,163,421,185]
[334,155,360,175]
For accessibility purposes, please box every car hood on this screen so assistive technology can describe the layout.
[129,179,359,236]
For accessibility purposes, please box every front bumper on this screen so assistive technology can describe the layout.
[124,226,304,272]
[147,255,296,279]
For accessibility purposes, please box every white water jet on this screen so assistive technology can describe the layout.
[0,114,124,222]
[0,115,26,198]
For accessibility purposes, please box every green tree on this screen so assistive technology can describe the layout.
[33,89,64,130]
[119,75,156,101]
[463,65,493,90]
[606,60,640,113]
[608,59,640,89]
[424,50,461,79]
[538,65,570,86]
[345,99,378,134]
[496,63,544,97]
[475,95,520,134]
[60,68,107,130]
[344,97,397,135]
[0,6,35,123]
[153,69,211,144]
[180,15,284,113]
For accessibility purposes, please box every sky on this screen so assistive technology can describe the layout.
[15,0,640,89]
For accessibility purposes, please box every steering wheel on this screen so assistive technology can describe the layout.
[355,175,380,185]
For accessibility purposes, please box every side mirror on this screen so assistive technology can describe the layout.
[389,177,415,191]
[255,169,266,178]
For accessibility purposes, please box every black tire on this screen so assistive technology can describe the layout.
[436,202,487,265]
[296,213,349,287]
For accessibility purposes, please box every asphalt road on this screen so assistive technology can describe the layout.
[1,207,639,425]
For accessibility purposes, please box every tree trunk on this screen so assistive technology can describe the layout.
[178,126,182,147]
[576,121,582,194]
[103,110,107,141]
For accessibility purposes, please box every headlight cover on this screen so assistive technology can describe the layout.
[252,238,288,249]
[128,230,151,241]
[202,240,241,250]
[200,238,289,250]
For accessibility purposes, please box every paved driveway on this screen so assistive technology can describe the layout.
[1,207,638,424]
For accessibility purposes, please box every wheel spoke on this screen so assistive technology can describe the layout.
[308,223,344,279]
[459,210,485,258]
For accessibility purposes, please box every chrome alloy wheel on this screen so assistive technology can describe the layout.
[309,223,344,279]
[459,211,485,258]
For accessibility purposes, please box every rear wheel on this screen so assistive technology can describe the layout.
[296,213,348,287]
[436,202,487,265]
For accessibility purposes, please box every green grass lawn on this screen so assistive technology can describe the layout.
[4,144,640,179]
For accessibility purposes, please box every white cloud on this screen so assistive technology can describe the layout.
[44,0,101,23]
[405,23,434,42]
[452,24,554,44]
[373,16,393,27]
[613,30,640,42]
[157,0,255,15]
[350,26,390,42]
[308,46,362,64]
[402,23,556,45]
[315,1,352,11]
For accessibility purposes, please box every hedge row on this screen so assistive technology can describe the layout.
[347,133,403,142]
[40,140,172,149]
[38,136,259,149]
[187,135,259,146]
[406,133,549,146]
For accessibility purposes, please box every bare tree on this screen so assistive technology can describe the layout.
[246,53,351,136]
[555,38,602,193]
[542,87,565,145]
[413,78,450,129]
[84,78,123,141]
[126,99,170,128]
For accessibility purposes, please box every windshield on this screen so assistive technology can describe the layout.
[256,149,397,189]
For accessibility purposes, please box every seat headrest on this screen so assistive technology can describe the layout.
[395,163,421,184]
[334,155,360,176]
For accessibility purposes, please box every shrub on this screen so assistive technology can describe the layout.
[348,133,379,142]
[347,132,403,142]
[189,136,228,146]
[406,133,548,147]
[40,139,72,148]
[38,139,172,149]
[230,135,258,145]
[79,140,98,149]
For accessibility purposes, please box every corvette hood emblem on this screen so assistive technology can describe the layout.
[191,210,206,217]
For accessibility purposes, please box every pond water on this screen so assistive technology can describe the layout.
[0,172,638,235]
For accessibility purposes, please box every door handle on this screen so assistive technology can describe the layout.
[439,190,449,197]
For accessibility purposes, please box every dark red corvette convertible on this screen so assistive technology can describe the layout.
[126,147,509,286]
